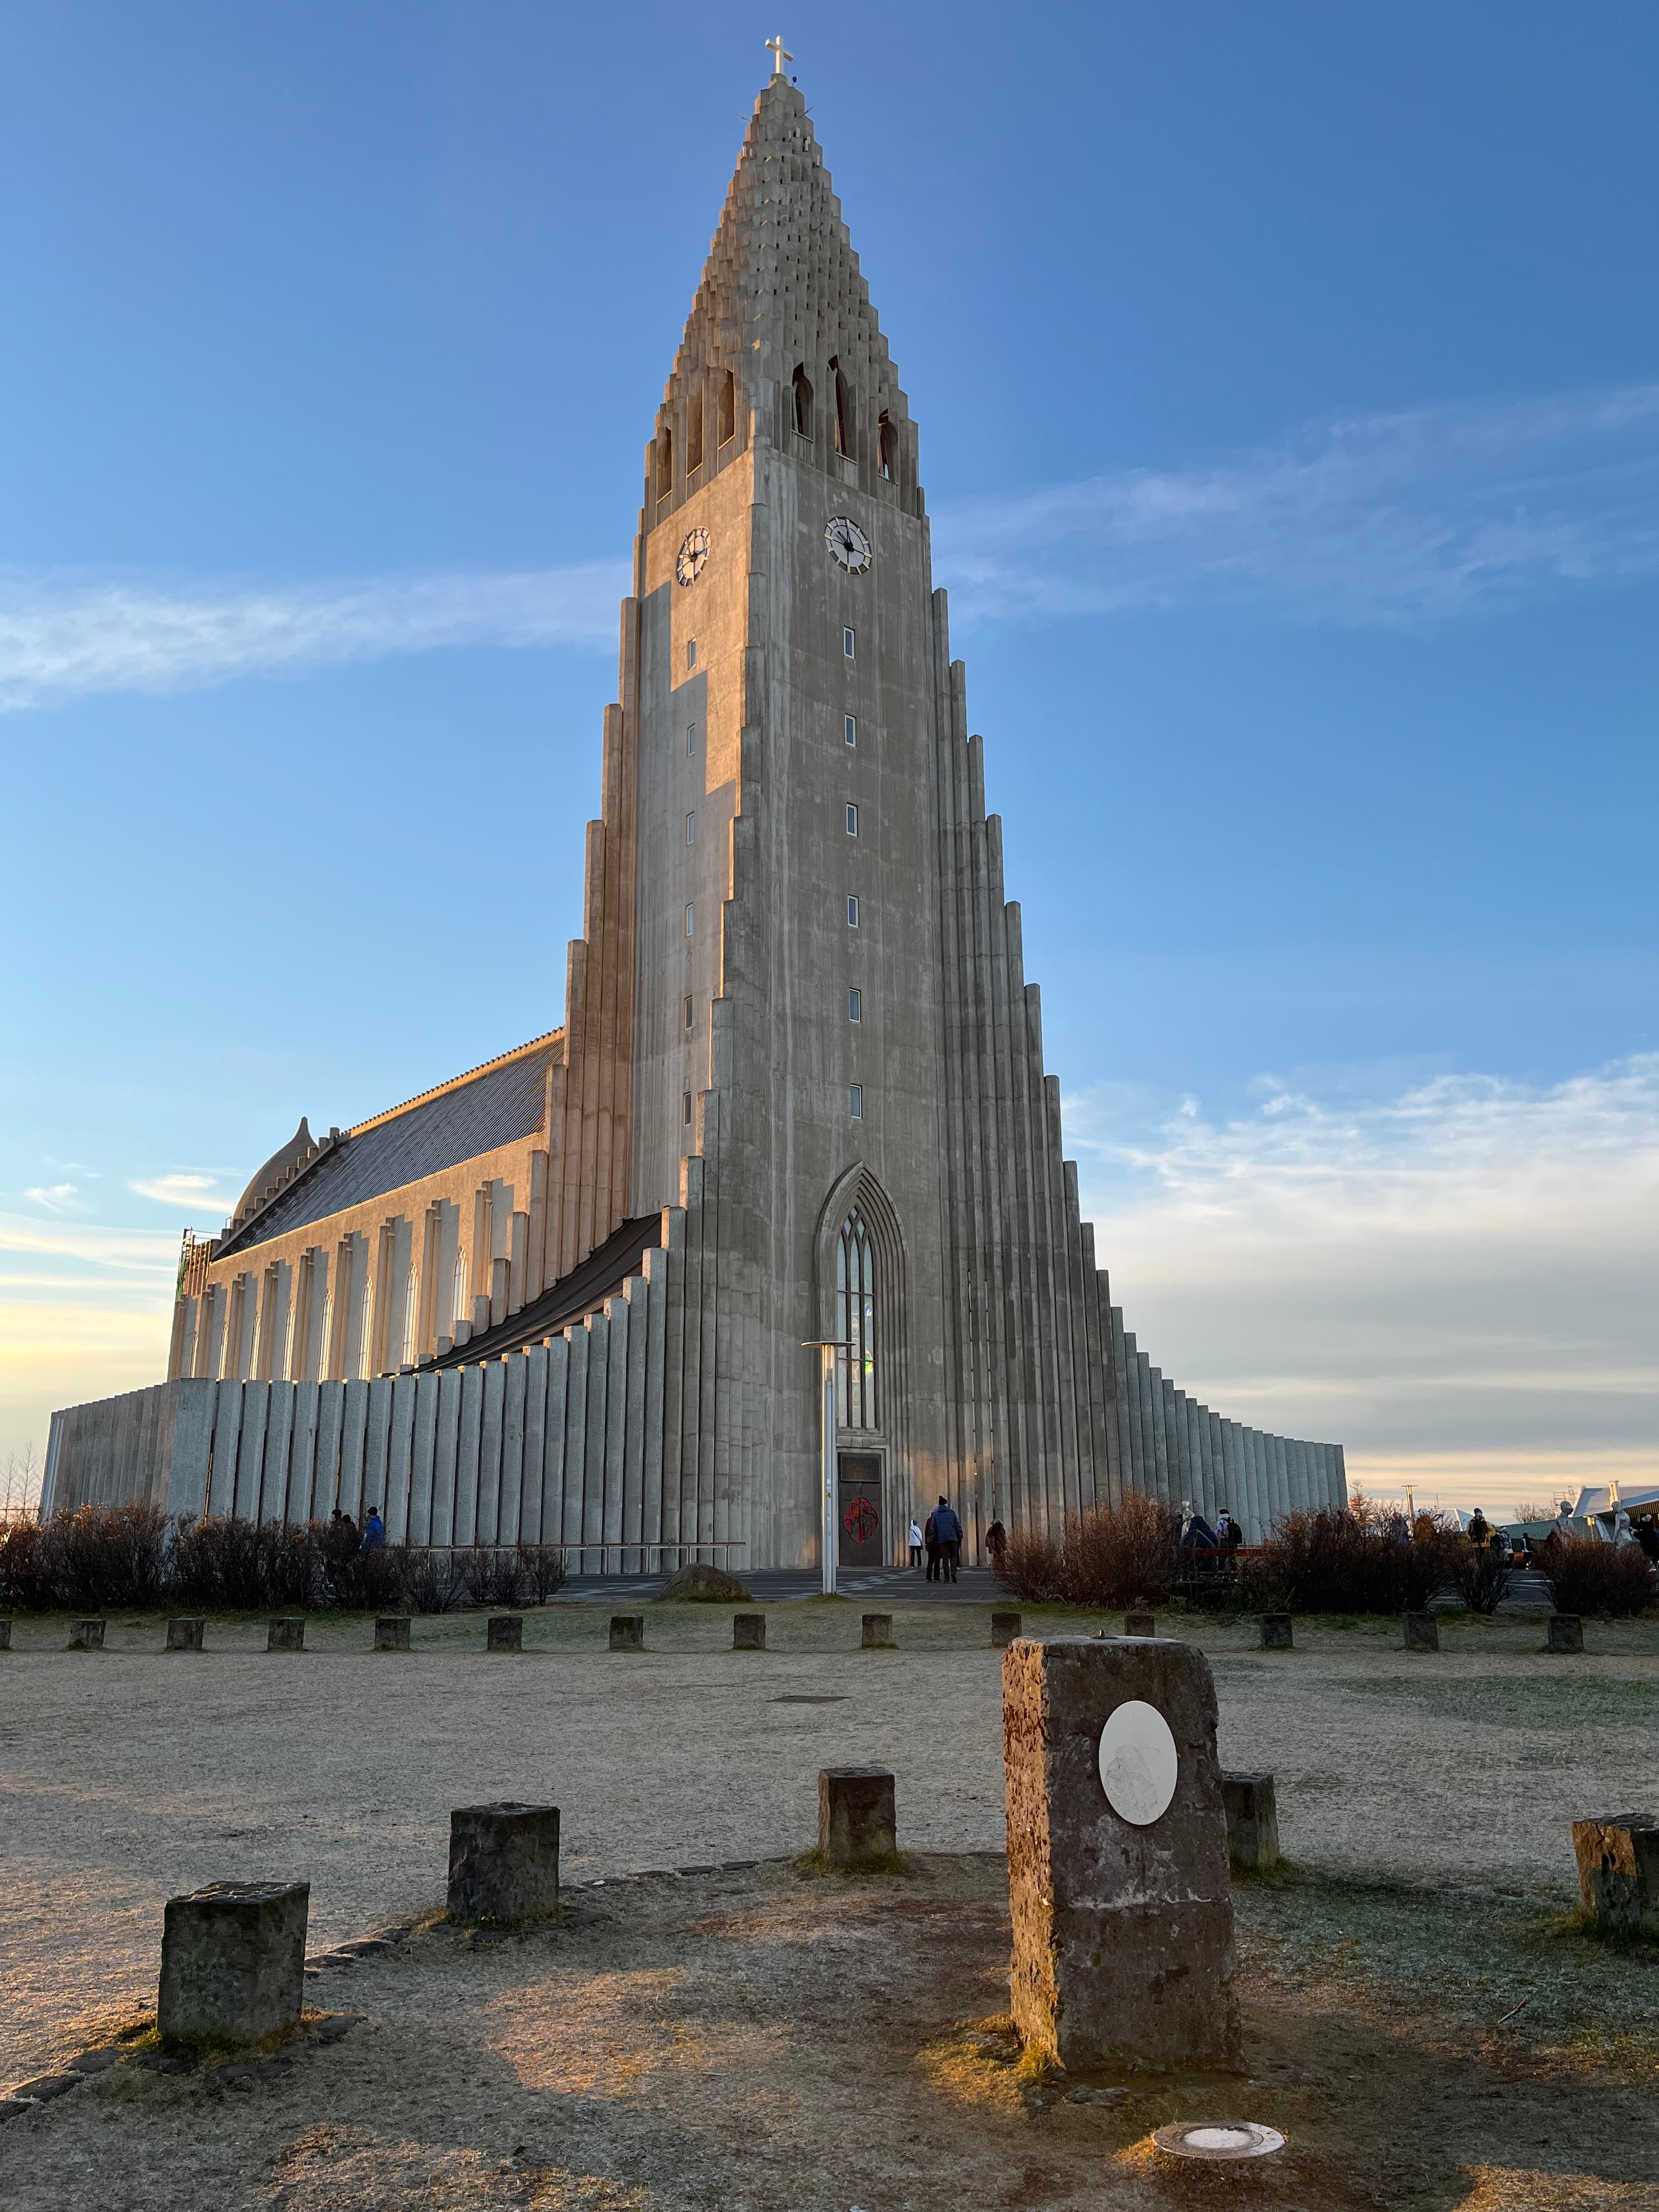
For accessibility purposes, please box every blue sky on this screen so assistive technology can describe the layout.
[3,1,1655,1511]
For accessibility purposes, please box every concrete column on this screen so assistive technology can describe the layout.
[1222,1772,1279,1870]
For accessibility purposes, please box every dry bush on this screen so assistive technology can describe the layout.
[1257,1506,1458,1616]
[398,1547,466,1613]
[993,1495,1182,1610]
[452,1545,527,1608]
[1543,1537,1657,1619]
[1446,1544,1514,1616]
[517,1544,569,1604]
[0,1517,50,1610]
[37,1502,172,1611]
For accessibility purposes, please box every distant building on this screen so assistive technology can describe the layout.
[45,69,1345,1564]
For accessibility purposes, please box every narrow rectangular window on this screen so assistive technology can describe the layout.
[847,894,859,928]
[685,902,695,936]
[687,638,698,670]
[686,811,695,845]
[843,627,855,658]
[845,803,859,836]
[682,1091,693,1126]
[844,714,856,748]
[849,1084,863,1119]
[683,995,694,1030]
[849,988,861,1023]
[687,723,696,755]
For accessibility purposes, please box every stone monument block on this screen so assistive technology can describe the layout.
[0,1617,12,1651]
[732,1612,767,1649]
[157,1880,309,2049]
[267,1617,305,1652]
[610,1615,645,1651]
[818,1767,897,1865]
[1002,1635,1241,2074]
[991,1610,1022,1646]
[1548,1613,1584,1654]
[68,1618,105,1650]
[487,1615,523,1652]
[1124,1611,1156,1638]
[1221,1771,1280,1870]
[447,1802,561,1924]
[1572,1814,1659,1932]
[1260,1613,1294,1651]
[375,1615,412,1652]
[1402,1611,1439,1652]
[165,1617,205,1652]
[861,1612,895,1649]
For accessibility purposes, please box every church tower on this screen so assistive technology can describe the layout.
[55,64,1347,1561]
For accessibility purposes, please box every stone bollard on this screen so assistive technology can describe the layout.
[67,1618,106,1650]
[861,1613,895,1650]
[1222,1771,1280,1870]
[267,1617,305,1652]
[609,1615,645,1652]
[447,1802,561,1925]
[732,1612,767,1650]
[1572,1814,1659,1932]
[1402,1611,1439,1653]
[165,1618,205,1652]
[487,1615,523,1654]
[375,1615,412,1652]
[1548,1614,1584,1655]
[1003,1634,1241,2074]
[1260,1612,1294,1651]
[991,1611,1022,1647]
[819,1768,897,1867]
[157,1880,309,2050]
[0,1618,12,1651]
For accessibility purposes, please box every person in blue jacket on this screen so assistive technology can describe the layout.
[932,1494,963,1583]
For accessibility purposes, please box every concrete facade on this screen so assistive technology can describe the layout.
[46,75,1347,1564]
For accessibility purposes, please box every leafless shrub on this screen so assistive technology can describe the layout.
[1256,1503,1458,1616]
[994,1494,1182,1610]
[1543,1537,1657,1620]
[37,1502,172,1611]
[517,1544,569,1604]
[1446,1544,1513,1616]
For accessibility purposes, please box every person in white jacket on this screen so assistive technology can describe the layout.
[908,1519,924,1568]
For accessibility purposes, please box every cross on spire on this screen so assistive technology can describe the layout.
[766,34,793,77]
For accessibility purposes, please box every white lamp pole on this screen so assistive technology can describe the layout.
[802,1339,850,1596]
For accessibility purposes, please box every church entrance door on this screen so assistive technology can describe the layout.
[837,1453,884,1567]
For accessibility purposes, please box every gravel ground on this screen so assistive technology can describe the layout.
[3,1602,1656,2088]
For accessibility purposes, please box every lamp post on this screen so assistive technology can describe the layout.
[802,1339,850,1596]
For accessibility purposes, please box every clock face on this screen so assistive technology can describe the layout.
[825,515,872,574]
[675,528,710,587]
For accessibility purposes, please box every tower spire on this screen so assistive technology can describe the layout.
[765,33,793,77]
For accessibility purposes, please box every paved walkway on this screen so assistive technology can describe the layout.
[556,1565,1005,1604]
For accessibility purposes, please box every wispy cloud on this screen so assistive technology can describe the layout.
[0,561,628,713]
[21,1183,87,1215]
[1072,1055,1659,1508]
[936,384,1659,628]
[129,1172,236,1212]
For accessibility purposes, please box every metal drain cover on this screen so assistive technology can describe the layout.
[1152,2120,1285,2161]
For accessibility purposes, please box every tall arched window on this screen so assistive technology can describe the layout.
[718,369,736,446]
[836,1207,878,1429]
[452,1250,468,1331]
[402,1264,419,1367]
[792,364,813,439]
[656,426,673,498]
[831,357,853,458]
[686,387,704,473]
[878,411,896,481]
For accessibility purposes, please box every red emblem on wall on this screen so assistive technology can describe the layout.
[842,1496,879,1543]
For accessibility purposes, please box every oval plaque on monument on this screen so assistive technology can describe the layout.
[1097,1698,1178,1825]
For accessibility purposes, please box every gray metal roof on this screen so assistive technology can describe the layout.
[217,1042,555,1257]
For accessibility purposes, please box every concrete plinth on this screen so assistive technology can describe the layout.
[0,1618,12,1651]
[1260,1613,1294,1651]
[165,1618,205,1652]
[1124,1612,1156,1638]
[157,1880,309,2049]
[609,1615,644,1651]
[1002,1635,1241,2074]
[1402,1611,1439,1652]
[732,1612,766,1649]
[67,1619,105,1650]
[487,1615,523,1652]
[991,1611,1022,1646]
[1222,1771,1280,1869]
[861,1613,895,1649]
[1548,1614,1584,1654]
[447,1802,561,1925]
[267,1617,304,1652]
[375,1615,412,1652]
[1572,1814,1659,1931]
[818,1767,896,1865]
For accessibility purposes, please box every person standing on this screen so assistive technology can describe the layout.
[933,1494,963,1583]
[908,1518,924,1569]
[361,1505,385,1551]
[923,1510,940,1582]
[985,1517,1008,1570]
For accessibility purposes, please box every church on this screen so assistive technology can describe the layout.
[42,65,1347,1564]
